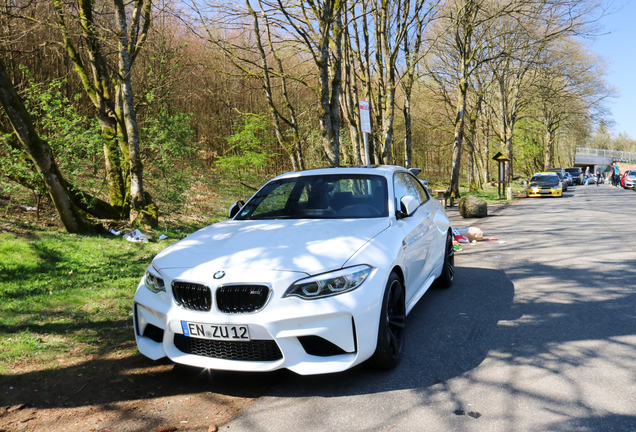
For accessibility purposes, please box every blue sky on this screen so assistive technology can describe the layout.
[591,0,636,138]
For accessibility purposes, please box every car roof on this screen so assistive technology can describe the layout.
[272,165,413,180]
[532,172,558,176]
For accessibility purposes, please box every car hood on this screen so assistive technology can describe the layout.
[530,180,559,187]
[153,218,391,275]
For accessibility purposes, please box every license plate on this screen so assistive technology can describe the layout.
[539,190,551,194]
[181,321,250,341]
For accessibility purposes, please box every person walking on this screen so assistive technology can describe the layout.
[584,166,590,186]
[614,163,620,187]
[596,169,601,186]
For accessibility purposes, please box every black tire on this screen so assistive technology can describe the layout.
[368,272,405,370]
[435,231,454,288]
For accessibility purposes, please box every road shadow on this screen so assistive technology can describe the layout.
[0,266,514,408]
[545,414,636,431]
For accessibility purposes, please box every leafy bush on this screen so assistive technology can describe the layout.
[141,108,198,213]
[19,68,106,193]
[215,115,277,196]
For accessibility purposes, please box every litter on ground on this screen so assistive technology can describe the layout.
[452,227,504,251]
[123,229,148,243]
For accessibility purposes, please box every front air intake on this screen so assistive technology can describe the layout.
[173,334,283,361]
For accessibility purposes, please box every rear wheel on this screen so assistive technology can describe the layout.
[436,231,454,288]
[368,272,405,370]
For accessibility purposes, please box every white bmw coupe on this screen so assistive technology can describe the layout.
[133,166,454,375]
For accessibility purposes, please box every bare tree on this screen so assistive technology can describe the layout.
[532,38,613,168]
[399,0,438,168]
[189,0,343,167]
[343,0,436,165]
[428,0,511,199]
[50,0,156,227]
[272,0,344,166]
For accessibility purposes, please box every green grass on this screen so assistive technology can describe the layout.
[0,229,179,373]
[0,169,276,375]
[458,182,526,204]
[425,181,526,204]
[0,173,266,374]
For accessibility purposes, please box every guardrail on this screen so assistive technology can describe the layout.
[576,148,636,163]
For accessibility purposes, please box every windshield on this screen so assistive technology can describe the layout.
[530,174,559,187]
[565,168,580,175]
[235,174,389,220]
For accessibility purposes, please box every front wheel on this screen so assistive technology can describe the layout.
[368,272,405,370]
[435,231,455,288]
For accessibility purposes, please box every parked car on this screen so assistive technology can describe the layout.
[621,171,628,188]
[556,171,568,191]
[565,167,583,185]
[133,166,455,375]
[563,172,574,186]
[527,172,563,197]
[546,169,568,192]
[624,169,636,189]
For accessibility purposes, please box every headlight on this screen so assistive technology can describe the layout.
[284,265,372,299]
[144,265,165,293]
[552,185,560,190]
[530,186,539,191]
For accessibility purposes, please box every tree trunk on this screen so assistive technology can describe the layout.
[483,117,490,184]
[340,19,363,165]
[403,95,412,168]
[114,0,157,227]
[100,121,126,213]
[0,60,93,233]
[450,78,468,199]
[544,126,556,169]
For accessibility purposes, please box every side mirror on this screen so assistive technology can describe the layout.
[398,195,419,218]
[228,200,245,219]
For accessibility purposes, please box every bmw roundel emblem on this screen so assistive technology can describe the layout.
[213,271,226,279]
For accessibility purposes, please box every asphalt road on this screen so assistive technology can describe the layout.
[221,183,636,432]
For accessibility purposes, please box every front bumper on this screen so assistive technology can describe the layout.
[133,267,387,375]
[527,188,562,197]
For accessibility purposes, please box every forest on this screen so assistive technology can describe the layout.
[0,0,633,232]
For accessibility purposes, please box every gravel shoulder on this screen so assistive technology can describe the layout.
[1,354,257,432]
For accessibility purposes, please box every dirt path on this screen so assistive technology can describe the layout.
[0,354,264,432]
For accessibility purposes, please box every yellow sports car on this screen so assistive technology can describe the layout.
[527,172,563,197]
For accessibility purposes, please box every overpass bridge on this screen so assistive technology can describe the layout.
[574,148,636,173]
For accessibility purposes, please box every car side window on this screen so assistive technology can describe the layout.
[407,175,430,204]
[393,172,420,207]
